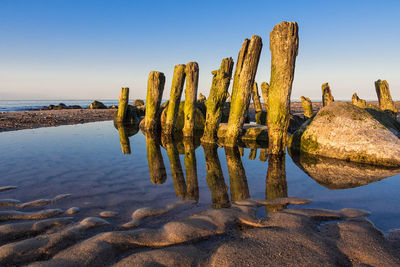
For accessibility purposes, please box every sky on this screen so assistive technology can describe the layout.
[0,0,399,101]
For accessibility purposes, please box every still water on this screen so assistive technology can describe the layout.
[0,121,399,232]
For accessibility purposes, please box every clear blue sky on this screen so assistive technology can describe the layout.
[0,0,399,101]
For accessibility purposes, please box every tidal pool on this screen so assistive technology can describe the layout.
[0,120,399,232]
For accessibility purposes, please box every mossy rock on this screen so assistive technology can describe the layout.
[160,102,205,132]
[218,123,268,143]
[132,99,145,106]
[89,100,107,109]
[290,101,400,167]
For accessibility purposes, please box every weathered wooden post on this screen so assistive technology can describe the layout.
[164,136,187,199]
[300,96,313,119]
[225,146,250,201]
[322,82,334,107]
[225,35,263,146]
[249,148,257,160]
[163,64,186,134]
[145,133,167,184]
[266,154,288,212]
[141,71,166,132]
[267,22,299,155]
[252,82,263,113]
[259,148,268,162]
[116,87,129,123]
[183,62,199,136]
[375,80,398,113]
[352,93,367,108]
[261,82,269,110]
[183,138,199,201]
[201,57,234,143]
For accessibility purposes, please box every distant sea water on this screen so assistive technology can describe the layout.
[0,100,119,112]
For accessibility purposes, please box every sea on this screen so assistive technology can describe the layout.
[0,100,119,112]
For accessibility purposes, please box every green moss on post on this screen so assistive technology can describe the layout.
[261,82,269,111]
[352,93,367,108]
[301,96,313,119]
[265,154,288,212]
[267,22,299,155]
[183,138,199,201]
[201,58,234,144]
[322,83,334,107]
[203,144,230,208]
[225,146,250,201]
[182,62,199,137]
[116,87,129,123]
[225,35,263,146]
[142,71,166,132]
[375,79,398,113]
[163,64,186,135]
[145,133,166,184]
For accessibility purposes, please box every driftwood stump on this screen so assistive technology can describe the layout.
[201,57,234,144]
[183,62,199,137]
[116,87,129,123]
[352,93,367,108]
[163,64,186,134]
[252,82,263,113]
[225,35,263,146]
[267,22,299,155]
[301,96,313,119]
[322,82,334,107]
[375,80,398,113]
[142,71,166,132]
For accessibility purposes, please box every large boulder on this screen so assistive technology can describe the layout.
[160,102,205,132]
[290,102,400,167]
[89,100,107,109]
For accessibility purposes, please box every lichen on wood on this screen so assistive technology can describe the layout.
[182,62,199,137]
[225,35,263,146]
[322,83,334,107]
[201,57,234,144]
[267,22,299,155]
[375,79,398,114]
[301,96,313,119]
[116,87,129,123]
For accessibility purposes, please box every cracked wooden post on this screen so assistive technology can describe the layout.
[301,96,313,119]
[201,57,234,144]
[116,87,129,123]
[142,71,166,132]
[352,93,367,108]
[203,144,230,209]
[145,133,166,184]
[225,35,263,146]
[266,154,288,212]
[267,22,299,155]
[322,82,334,107]
[164,136,187,199]
[375,80,398,113]
[252,82,263,113]
[225,146,250,201]
[163,64,186,135]
[183,62,199,136]
[183,138,199,201]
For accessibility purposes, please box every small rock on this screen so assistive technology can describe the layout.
[65,207,80,215]
[99,211,118,218]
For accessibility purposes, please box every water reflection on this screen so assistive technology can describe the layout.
[265,154,288,212]
[225,146,250,201]
[291,153,400,189]
[145,132,167,184]
[114,122,139,154]
[183,138,199,202]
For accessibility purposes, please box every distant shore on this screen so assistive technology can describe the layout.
[0,101,398,133]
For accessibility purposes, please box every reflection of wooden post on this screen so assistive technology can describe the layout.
[142,71,166,132]
[267,22,299,155]
[201,58,234,143]
[145,133,166,184]
[249,148,257,160]
[116,87,129,123]
[352,93,367,108]
[252,82,262,113]
[225,146,250,201]
[259,148,268,162]
[183,62,199,137]
[203,144,230,208]
[183,138,199,201]
[266,154,288,212]
[165,137,186,199]
[117,125,131,154]
[300,96,313,119]
[164,65,186,135]
[375,80,398,113]
[225,35,263,146]
[322,83,334,107]
[238,147,244,157]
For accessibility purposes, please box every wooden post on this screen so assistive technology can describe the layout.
[183,62,199,136]
[322,82,334,107]
[259,148,268,162]
[267,22,299,155]
[300,96,313,119]
[142,71,166,132]
[375,80,398,113]
[183,138,199,201]
[260,82,269,111]
[145,133,166,184]
[203,144,230,208]
[352,93,367,108]
[164,137,187,199]
[201,57,234,144]
[249,148,257,160]
[252,82,263,113]
[225,35,263,146]
[225,146,250,201]
[163,64,186,135]
[265,154,288,212]
[116,87,129,123]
